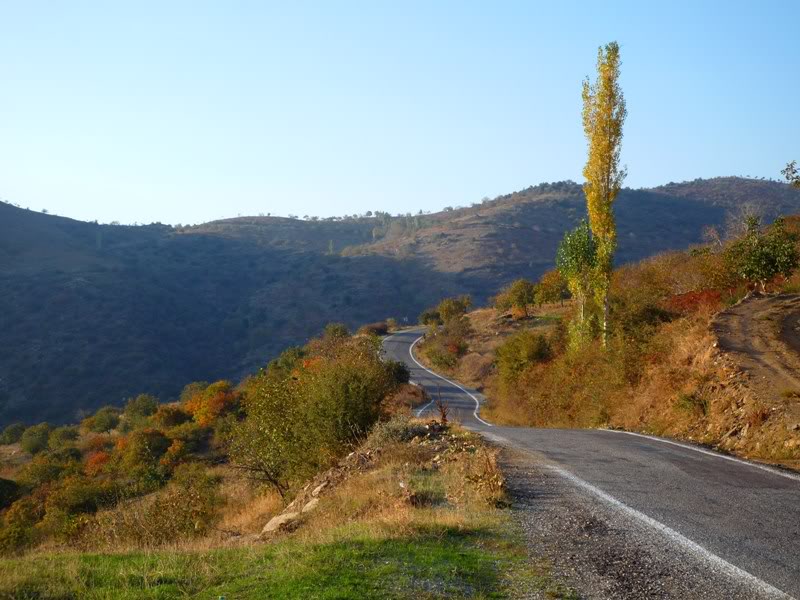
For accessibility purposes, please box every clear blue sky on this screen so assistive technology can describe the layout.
[1,1,798,225]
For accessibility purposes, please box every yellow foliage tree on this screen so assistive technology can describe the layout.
[582,41,627,345]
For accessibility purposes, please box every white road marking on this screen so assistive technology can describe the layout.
[383,331,492,426]
[604,429,800,484]
[406,335,493,426]
[549,464,795,600]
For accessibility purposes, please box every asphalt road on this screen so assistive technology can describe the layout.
[383,329,800,599]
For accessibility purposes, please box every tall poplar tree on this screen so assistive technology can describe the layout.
[582,41,627,345]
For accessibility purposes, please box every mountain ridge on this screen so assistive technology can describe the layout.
[2,176,799,424]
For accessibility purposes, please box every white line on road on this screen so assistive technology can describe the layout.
[604,429,800,484]
[549,464,795,600]
[384,331,492,426]
[407,335,493,426]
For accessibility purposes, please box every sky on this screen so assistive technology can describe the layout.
[0,1,798,225]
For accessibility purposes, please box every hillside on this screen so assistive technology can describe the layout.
[2,176,799,424]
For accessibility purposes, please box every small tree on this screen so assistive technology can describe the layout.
[726,216,799,292]
[495,279,537,317]
[556,222,597,324]
[536,270,570,306]
[782,161,800,188]
[437,295,472,323]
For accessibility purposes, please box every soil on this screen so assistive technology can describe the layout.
[712,293,800,423]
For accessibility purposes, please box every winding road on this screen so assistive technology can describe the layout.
[383,329,800,599]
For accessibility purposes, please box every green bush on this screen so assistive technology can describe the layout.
[82,406,121,433]
[19,423,53,455]
[495,330,552,384]
[231,336,403,494]
[48,426,79,450]
[124,394,159,419]
[0,423,25,445]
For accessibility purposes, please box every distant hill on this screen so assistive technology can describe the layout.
[1,176,798,424]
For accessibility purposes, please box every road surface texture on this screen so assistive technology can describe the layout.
[383,329,800,599]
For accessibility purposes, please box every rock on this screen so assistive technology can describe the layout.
[312,481,328,497]
[302,498,320,513]
[261,512,299,534]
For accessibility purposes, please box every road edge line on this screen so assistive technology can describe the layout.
[393,333,492,426]
[548,464,795,600]
[603,429,800,484]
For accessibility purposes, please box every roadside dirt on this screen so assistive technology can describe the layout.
[712,293,800,423]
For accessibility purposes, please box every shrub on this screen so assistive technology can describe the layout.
[358,321,389,336]
[231,336,403,494]
[19,423,53,455]
[495,330,552,384]
[437,295,472,323]
[0,497,43,555]
[124,394,159,420]
[16,453,76,488]
[152,404,191,428]
[725,216,799,291]
[323,322,350,339]
[39,475,118,540]
[82,406,121,433]
[418,308,441,326]
[182,380,240,427]
[87,463,221,549]
[494,279,537,317]
[0,423,25,445]
[48,426,79,450]
[84,451,111,477]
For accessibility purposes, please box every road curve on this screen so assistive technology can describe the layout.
[383,328,800,599]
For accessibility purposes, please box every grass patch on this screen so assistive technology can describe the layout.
[0,525,516,599]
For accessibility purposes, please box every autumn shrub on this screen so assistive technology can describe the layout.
[0,497,43,554]
[494,279,536,317]
[84,451,111,477]
[182,380,240,427]
[122,394,159,431]
[152,404,191,428]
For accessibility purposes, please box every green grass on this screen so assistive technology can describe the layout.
[0,523,521,600]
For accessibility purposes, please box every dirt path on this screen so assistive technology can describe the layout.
[712,293,800,420]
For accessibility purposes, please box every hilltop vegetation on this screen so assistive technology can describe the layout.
[2,177,800,424]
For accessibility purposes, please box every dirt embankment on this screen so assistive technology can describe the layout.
[712,294,800,423]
